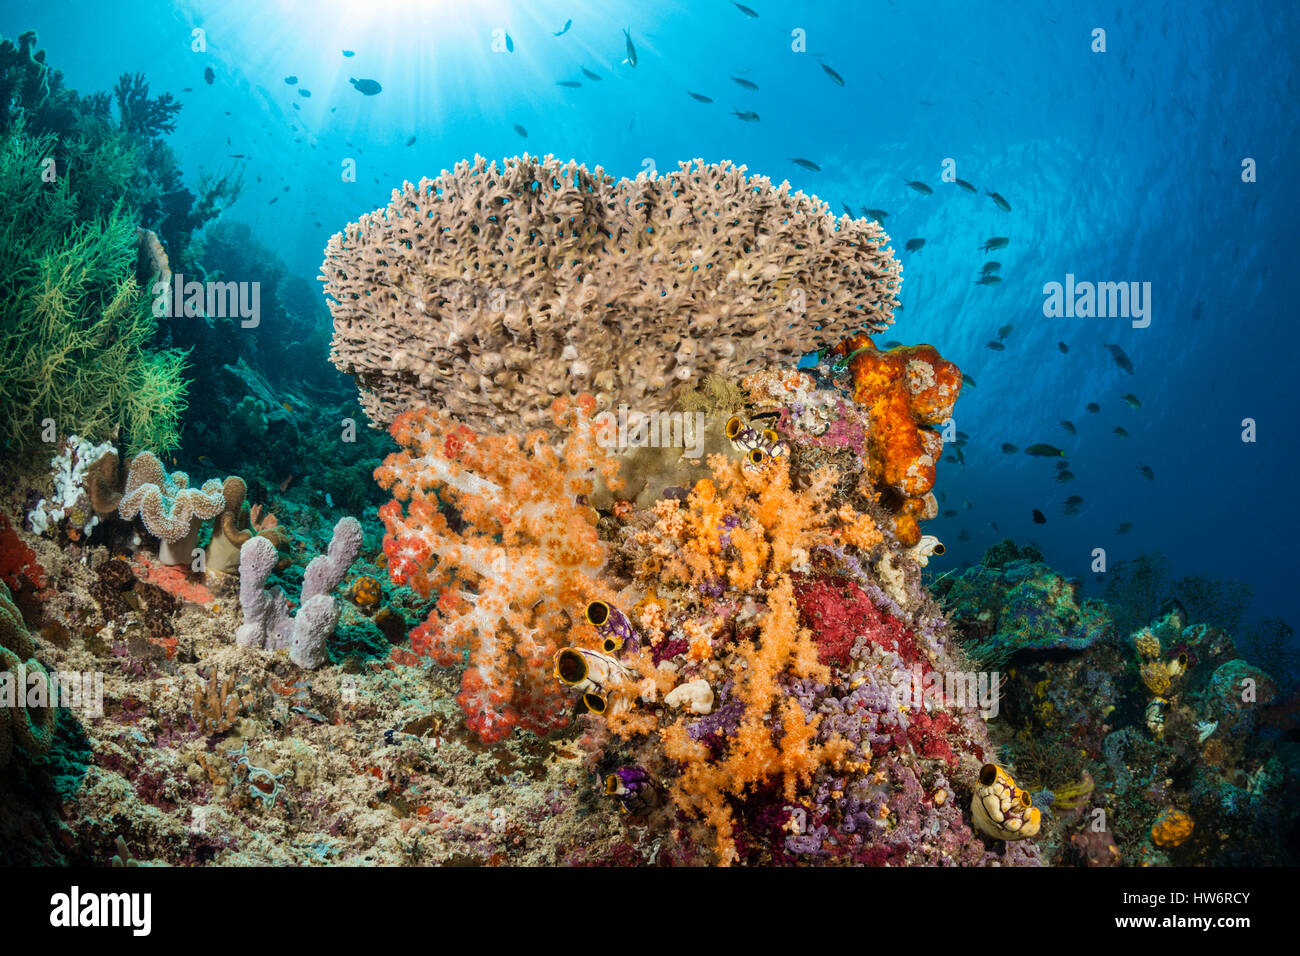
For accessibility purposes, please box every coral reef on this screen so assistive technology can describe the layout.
[322,154,901,433]
[934,541,1112,668]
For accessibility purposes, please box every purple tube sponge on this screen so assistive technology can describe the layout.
[236,516,361,668]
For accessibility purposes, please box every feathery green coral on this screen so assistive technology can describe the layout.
[0,128,188,453]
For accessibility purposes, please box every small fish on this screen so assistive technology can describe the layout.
[293,102,300,110]
[997,324,1013,340]
[557,80,583,88]
[1192,300,1204,321]
[197,455,215,467]
[904,179,933,195]
[985,190,1011,211]
[1062,497,1084,515]
[905,238,926,252]
[268,197,278,204]
[298,88,311,97]
[1117,522,1133,534]
[731,109,760,122]
[1058,341,1069,354]
[182,87,192,92]
[1105,343,1134,374]
[582,67,602,81]
[1032,509,1046,524]
[688,91,713,103]
[943,509,958,518]
[789,157,820,172]
[963,373,976,388]
[1121,392,1141,409]
[1112,426,1129,438]
[841,202,854,216]
[1025,443,1065,458]
[954,178,977,193]
[1001,443,1018,454]
[624,29,637,67]
[732,2,759,16]
[980,236,1009,252]
[1056,471,1076,485]
[284,75,298,84]
[1056,460,1070,471]
[1086,402,1100,413]
[957,528,971,542]
[1060,420,1076,435]
[951,446,966,467]
[976,275,1002,286]
[820,62,845,86]
[731,76,760,91]
[350,77,383,95]
[554,19,572,36]
[282,402,294,412]
[228,153,246,159]
[985,340,1005,351]
[504,32,514,52]
[204,66,215,85]
[513,123,528,137]
[1137,464,1155,480]
[861,207,889,220]
[963,500,973,510]
[406,136,416,146]
[342,50,355,57]
[981,261,1001,275]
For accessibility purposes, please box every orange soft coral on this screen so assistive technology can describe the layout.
[374,395,622,742]
[662,576,850,864]
[638,454,882,594]
[834,334,962,546]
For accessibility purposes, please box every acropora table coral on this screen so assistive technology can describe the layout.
[321,154,902,434]
[374,395,622,742]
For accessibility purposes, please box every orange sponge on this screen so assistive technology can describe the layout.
[835,334,962,545]
[1151,809,1194,847]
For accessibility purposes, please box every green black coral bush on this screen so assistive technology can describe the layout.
[0,129,188,453]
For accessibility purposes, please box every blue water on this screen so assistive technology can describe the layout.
[5,0,1297,626]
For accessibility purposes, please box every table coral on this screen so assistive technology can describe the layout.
[374,395,621,742]
[321,154,901,434]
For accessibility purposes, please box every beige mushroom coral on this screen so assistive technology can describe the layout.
[321,154,902,433]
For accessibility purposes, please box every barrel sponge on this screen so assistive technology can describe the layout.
[0,581,57,768]
[321,154,902,434]
[118,451,226,541]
